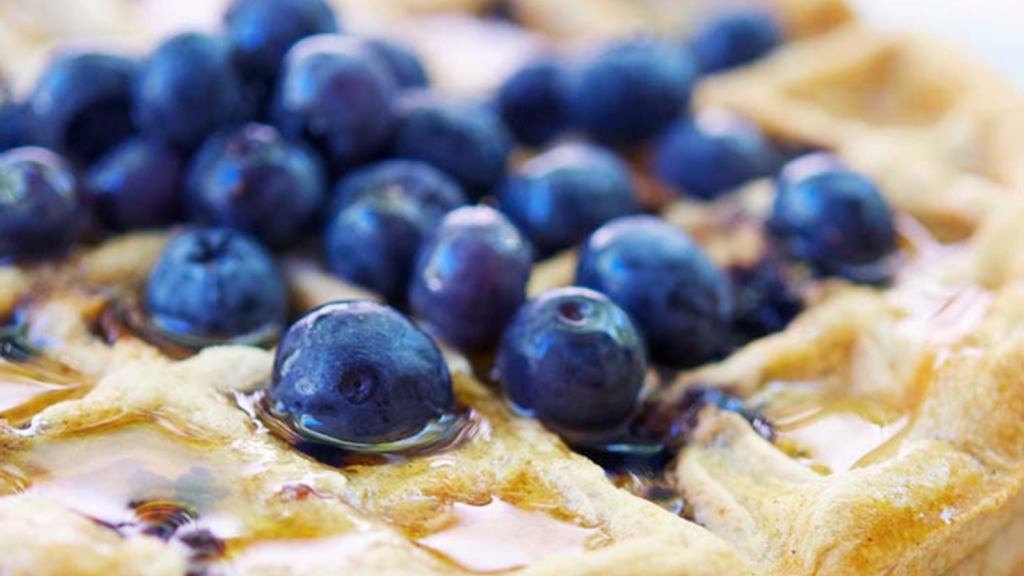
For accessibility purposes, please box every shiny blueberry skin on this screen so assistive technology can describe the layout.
[653,110,776,200]
[186,123,326,247]
[269,300,454,444]
[498,287,647,432]
[691,10,783,74]
[768,157,896,282]
[134,33,247,151]
[391,92,512,197]
[145,228,288,339]
[360,37,429,90]
[497,58,570,147]
[569,39,697,147]
[0,147,85,261]
[28,51,136,163]
[225,0,338,81]
[83,136,182,230]
[272,35,396,170]
[499,143,638,256]
[329,159,466,218]
[576,216,733,368]
[410,206,533,351]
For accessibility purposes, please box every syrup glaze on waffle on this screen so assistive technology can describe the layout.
[1,0,1024,575]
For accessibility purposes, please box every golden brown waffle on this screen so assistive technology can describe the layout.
[2,1,1024,575]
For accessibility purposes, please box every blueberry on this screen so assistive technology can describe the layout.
[391,91,512,197]
[0,99,33,152]
[768,156,896,283]
[497,58,570,147]
[225,0,339,81]
[359,37,429,90]
[691,10,783,74]
[653,110,776,200]
[329,159,466,219]
[28,51,136,162]
[498,287,646,431]
[186,123,326,247]
[569,39,697,147]
[134,32,247,151]
[0,147,86,261]
[576,216,732,368]
[272,35,395,170]
[145,228,287,340]
[499,143,638,256]
[410,206,533,351]
[269,300,454,444]
[729,258,802,345]
[83,136,182,230]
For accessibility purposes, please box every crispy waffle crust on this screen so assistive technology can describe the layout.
[2,1,1024,575]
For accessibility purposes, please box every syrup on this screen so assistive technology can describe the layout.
[0,328,92,426]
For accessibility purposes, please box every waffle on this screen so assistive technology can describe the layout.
[2,1,1024,575]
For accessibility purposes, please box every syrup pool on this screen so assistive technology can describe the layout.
[0,329,93,426]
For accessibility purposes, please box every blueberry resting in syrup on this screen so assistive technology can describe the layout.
[569,38,697,147]
[497,57,571,147]
[653,110,776,200]
[391,92,512,198]
[410,206,533,351]
[576,216,733,368]
[359,37,429,90]
[728,258,802,346]
[269,300,454,444]
[134,32,247,151]
[499,143,638,257]
[145,228,287,341]
[325,162,466,303]
[0,147,86,261]
[690,10,783,74]
[768,154,896,283]
[498,287,647,432]
[272,35,396,170]
[186,123,326,247]
[84,136,183,231]
[28,51,136,163]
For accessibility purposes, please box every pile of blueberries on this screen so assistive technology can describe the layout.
[0,0,897,449]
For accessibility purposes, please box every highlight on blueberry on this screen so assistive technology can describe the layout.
[498,287,647,432]
[359,37,429,90]
[186,123,326,247]
[499,142,638,256]
[391,91,512,197]
[84,136,182,230]
[28,50,136,162]
[134,32,247,151]
[653,110,776,200]
[576,215,733,368]
[329,159,466,219]
[497,57,571,147]
[768,155,896,283]
[269,300,455,445]
[410,205,533,351]
[690,9,783,74]
[144,227,288,342]
[272,34,396,170]
[0,147,86,261]
[569,38,697,147]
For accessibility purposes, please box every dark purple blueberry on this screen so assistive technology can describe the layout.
[768,155,896,283]
[225,0,339,81]
[569,39,697,147]
[0,147,85,261]
[134,32,247,151]
[499,143,638,256]
[144,228,287,340]
[28,51,136,162]
[668,386,774,443]
[653,110,776,200]
[498,287,647,432]
[409,206,533,351]
[0,98,33,152]
[83,136,182,230]
[497,57,570,147]
[269,301,454,444]
[186,123,326,247]
[359,37,429,90]
[576,216,732,368]
[729,258,802,345]
[272,35,395,170]
[329,159,466,219]
[391,91,512,197]
[691,10,783,74]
